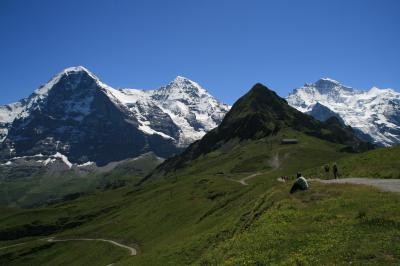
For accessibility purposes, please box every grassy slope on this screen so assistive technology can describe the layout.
[1,240,128,266]
[0,131,399,265]
[200,182,400,265]
[0,153,161,208]
[304,145,400,179]
[335,145,400,178]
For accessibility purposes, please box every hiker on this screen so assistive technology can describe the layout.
[324,164,330,174]
[290,172,309,194]
[333,163,339,179]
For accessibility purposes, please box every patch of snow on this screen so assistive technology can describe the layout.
[138,120,175,140]
[8,153,45,160]
[52,152,73,168]
[77,161,95,167]
[43,158,54,166]
[41,152,74,168]
[0,102,25,124]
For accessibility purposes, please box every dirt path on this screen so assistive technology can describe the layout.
[0,237,52,251]
[47,237,137,255]
[0,242,27,250]
[315,178,400,193]
[0,237,136,266]
[227,153,281,186]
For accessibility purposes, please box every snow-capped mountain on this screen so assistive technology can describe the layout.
[287,78,400,146]
[0,66,230,166]
[106,75,229,147]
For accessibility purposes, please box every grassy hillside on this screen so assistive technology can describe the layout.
[1,239,127,266]
[200,182,400,265]
[304,146,400,179]
[2,130,398,265]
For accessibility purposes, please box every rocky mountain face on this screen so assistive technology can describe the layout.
[151,83,372,177]
[0,67,230,167]
[287,78,400,146]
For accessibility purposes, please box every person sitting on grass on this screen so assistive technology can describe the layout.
[290,172,309,194]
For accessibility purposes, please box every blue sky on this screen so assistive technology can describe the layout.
[0,0,399,105]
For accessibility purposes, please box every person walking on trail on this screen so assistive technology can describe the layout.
[290,172,309,194]
[333,163,339,179]
[324,164,330,174]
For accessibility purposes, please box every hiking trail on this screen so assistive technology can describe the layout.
[315,178,400,193]
[226,153,280,186]
[46,237,137,255]
[0,237,137,259]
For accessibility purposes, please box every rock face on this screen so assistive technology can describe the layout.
[287,78,400,146]
[0,67,230,166]
[306,102,345,125]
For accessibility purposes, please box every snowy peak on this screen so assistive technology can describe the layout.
[305,78,354,94]
[104,75,230,147]
[367,86,396,97]
[5,66,108,124]
[0,67,230,165]
[314,77,341,87]
[63,66,94,74]
[170,75,206,92]
[287,79,400,146]
[171,75,199,86]
[155,76,209,101]
[57,66,99,81]
[34,66,100,97]
[171,75,202,88]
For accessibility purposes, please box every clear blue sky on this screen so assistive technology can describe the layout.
[1,0,399,105]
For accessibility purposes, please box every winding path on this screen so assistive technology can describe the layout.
[47,237,137,255]
[0,242,27,250]
[226,154,281,186]
[0,237,137,258]
[0,238,50,251]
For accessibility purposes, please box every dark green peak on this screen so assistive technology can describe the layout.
[246,83,280,99]
[250,82,268,91]
[247,83,286,103]
[215,83,293,142]
[225,83,289,122]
